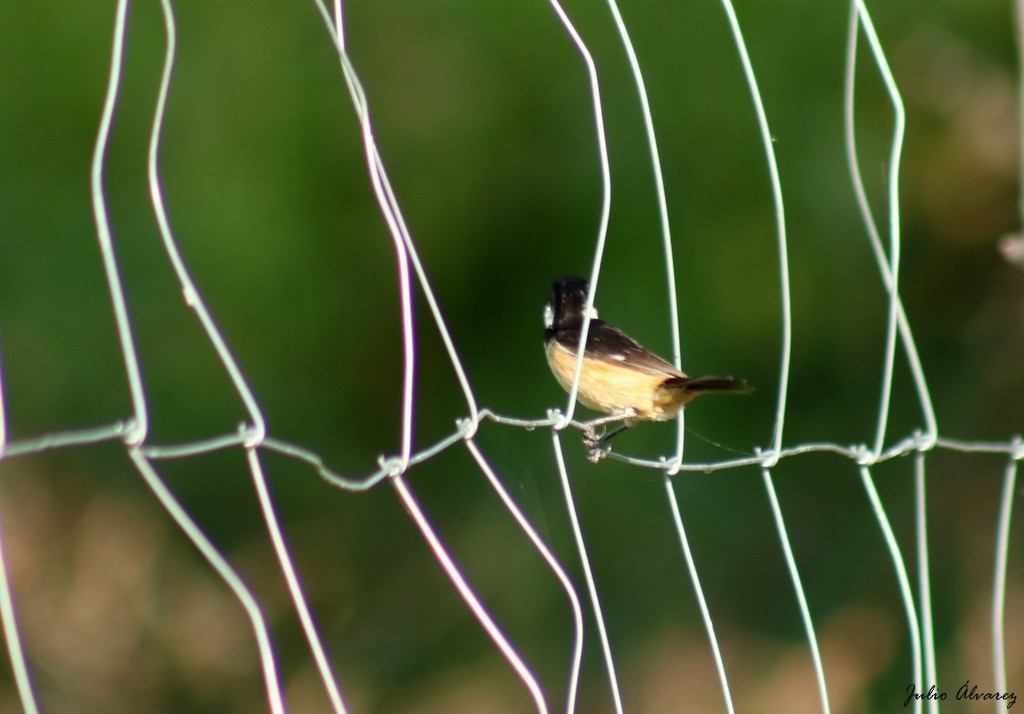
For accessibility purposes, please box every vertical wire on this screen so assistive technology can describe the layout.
[991,453,1019,707]
[147,0,266,447]
[90,0,149,447]
[543,0,613,428]
[332,0,344,47]
[600,0,685,467]
[860,465,923,714]
[914,452,939,714]
[247,449,349,713]
[465,439,584,713]
[0,502,40,714]
[0,343,6,455]
[842,5,938,445]
[390,474,549,713]
[664,476,735,714]
[717,0,792,463]
[553,434,623,713]
[763,469,831,713]
[312,0,480,434]
[128,451,285,714]
[851,0,908,458]
[307,2,416,471]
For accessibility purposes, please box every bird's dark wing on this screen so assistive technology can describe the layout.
[556,319,685,378]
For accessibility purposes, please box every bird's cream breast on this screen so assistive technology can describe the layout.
[546,340,688,420]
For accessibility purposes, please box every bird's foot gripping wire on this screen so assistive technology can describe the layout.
[581,412,635,463]
[582,425,610,463]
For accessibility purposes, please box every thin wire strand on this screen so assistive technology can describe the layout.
[664,475,735,714]
[717,0,792,465]
[148,6,341,704]
[843,15,935,702]
[915,452,939,714]
[332,0,344,48]
[601,0,677,360]
[552,433,623,714]
[370,154,477,423]
[1,422,131,459]
[311,0,480,432]
[843,2,937,448]
[129,413,1019,490]
[0,344,6,455]
[318,0,476,423]
[936,437,1024,456]
[0,355,32,712]
[0,502,40,714]
[543,0,613,428]
[82,8,285,705]
[991,455,1018,707]
[663,473,737,708]
[465,439,584,714]
[308,0,417,470]
[762,469,831,714]
[599,0,686,470]
[247,448,349,714]
[848,1,908,459]
[148,0,266,448]
[859,465,923,714]
[128,451,285,714]
[390,474,548,713]
[90,0,148,448]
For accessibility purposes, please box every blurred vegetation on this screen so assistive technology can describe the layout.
[0,0,1022,712]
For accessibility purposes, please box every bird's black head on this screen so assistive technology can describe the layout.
[544,275,592,336]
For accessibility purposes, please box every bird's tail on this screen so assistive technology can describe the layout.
[665,376,750,395]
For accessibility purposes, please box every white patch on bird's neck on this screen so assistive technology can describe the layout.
[544,301,597,329]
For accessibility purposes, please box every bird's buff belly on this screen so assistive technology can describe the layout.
[546,341,690,420]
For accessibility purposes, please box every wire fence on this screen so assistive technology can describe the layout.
[1,0,1021,712]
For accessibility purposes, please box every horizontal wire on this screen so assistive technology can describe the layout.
[4,410,1019,485]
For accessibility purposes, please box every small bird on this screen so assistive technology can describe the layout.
[544,275,748,457]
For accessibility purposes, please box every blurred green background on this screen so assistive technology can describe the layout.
[1,0,1022,712]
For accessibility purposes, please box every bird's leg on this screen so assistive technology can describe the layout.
[580,411,631,446]
[597,420,635,447]
[581,410,636,462]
